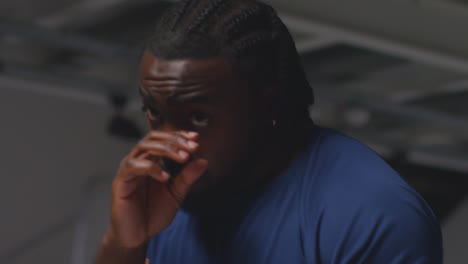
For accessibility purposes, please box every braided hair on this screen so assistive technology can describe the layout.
[144,0,314,125]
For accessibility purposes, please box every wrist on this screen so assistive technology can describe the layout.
[101,227,148,250]
[97,228,148,264]
[102,228,119,247]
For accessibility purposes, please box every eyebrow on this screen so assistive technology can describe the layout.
[139,87,215,105]
[167,93,213,105]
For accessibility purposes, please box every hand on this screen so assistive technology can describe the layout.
[105,131,208,248]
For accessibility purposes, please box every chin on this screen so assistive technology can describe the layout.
[180,171,218,214]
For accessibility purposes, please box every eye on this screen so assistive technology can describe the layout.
[190,112,210,128]
[142,105,160,121]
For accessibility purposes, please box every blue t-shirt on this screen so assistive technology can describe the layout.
[146,127,443,263]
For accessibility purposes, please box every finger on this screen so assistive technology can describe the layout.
[135,145,191,164]
[177,131,199,140]
[120,158,169,183]
[146,130,198,141]
[114,159,151,198]
[144,131,198,148]
[130,156,171,183]
[146,161,170,182]
[148,133,199,151]
[128,131,199,158]
[127,131,176,157]
[169,159,208,201]
[119,158,152,181]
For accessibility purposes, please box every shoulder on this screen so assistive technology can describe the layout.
[313,127,393,176]
[303,127,413,195]
[301,127,404,200]
[302,127,439,227]
[300,127,443,263]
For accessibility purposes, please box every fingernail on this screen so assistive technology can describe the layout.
[187,132,198,137]
[188,141,198,148]
[161,171,170,179]
[179,150,188,158]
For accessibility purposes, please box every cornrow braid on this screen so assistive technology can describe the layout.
[222,5,266,42]
[145,0,314,123]
[269,8,314,114]
[185,0,228,34]
[231,31,274,57]
[170,0,193,30]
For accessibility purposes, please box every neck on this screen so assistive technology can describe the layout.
[182,119,316,216]
[248,119,315,189]
[219,119,316,201]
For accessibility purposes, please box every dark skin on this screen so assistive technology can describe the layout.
[96,51,314,264]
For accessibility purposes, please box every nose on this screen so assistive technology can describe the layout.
[158,121,179,133]
[147,118,180,133]
[156,121,190,177]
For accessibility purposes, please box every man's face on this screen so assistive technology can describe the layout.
[138,51,261,200]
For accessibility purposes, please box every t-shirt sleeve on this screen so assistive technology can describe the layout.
[301,133,443,263]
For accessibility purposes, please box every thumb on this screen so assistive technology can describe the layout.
[171,159,208,200]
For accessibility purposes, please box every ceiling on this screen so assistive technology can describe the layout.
[1,0,467,169]
[0,0,467,262]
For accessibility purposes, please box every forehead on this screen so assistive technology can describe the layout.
[138,51,252,106]
[139,51,237,84]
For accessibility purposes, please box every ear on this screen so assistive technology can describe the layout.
[258,83,279,110]
[253,83,279,128]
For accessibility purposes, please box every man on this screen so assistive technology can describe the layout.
[96,0,443,263]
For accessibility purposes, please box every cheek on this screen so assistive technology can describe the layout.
[196,112,255,178]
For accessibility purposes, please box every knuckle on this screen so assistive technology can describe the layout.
[175,134,187,145]
[149,131,163,138]
[119,157,131,168]
[139,140,155,150]
[137,140,148,148]
[161,141,174,152]
[148,141,164,152]
[169,137,181,150]
[124,158,135,168]
[136,140,146,149]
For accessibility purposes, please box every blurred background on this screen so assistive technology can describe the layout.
[0,0,467,263]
